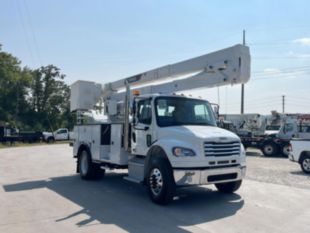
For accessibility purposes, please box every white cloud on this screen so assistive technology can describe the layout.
[293,37,310,46]
[263,68,282,74]
[288,51,310,58]
[261,67,306,79]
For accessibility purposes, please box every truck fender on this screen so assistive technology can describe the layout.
[299,151,310,164]
[144,145,172,183]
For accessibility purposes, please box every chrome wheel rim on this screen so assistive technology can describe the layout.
[149,168,163,196]
[80,151,89,175]
[302,158,310,172]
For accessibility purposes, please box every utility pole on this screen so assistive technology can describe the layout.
[282,95,285,113]
[241,29,245,114]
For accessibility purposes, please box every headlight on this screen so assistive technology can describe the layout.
[172,147,196,157]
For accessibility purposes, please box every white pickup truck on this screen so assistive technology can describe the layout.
[289,139,310,174]
[43,128,74,143]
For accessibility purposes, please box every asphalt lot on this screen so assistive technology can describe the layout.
[0,144,309,233]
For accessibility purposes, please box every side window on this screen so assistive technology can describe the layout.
[137,99,152,125]
[57,129,67,134]
[284,123,294,132]
[194,104,210,121]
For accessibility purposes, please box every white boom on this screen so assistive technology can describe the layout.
[103,44,250,100]
[70,44,250,112]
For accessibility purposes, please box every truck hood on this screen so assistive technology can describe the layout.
[265,130,279,135]
[158,125,240,142]
[42,132,53,136]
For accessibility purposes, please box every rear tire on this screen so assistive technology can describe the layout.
[262,143,277,156]
[215,180,242,193]
[146,158,175,205]
[281,144,290,157]
[78,149,104,180]
[300,155,310,174]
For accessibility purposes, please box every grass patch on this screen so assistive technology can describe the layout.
[0,141,70,149]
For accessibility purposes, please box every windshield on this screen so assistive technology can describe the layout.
[155,97,216,127]
[265,125,280,131]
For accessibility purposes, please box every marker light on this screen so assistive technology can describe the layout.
[132,90,140,96]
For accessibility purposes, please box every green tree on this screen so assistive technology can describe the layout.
[0,44,73,131]
[29,65,73,130]
[0,45,32,128]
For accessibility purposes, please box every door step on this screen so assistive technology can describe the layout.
[125,157,145,183]
[123,176,143,184]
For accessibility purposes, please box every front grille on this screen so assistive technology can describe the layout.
[204,141,240,157]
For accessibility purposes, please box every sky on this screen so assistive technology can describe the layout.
[1,0,310,114]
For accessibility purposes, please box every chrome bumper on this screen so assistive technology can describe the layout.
[173,165,246,186]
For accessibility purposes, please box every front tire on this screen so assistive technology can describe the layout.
[262,143,277,156]
[215,180,242,193]
[300,156,310,174]
[78,149,105,180]
[146,158,176,205]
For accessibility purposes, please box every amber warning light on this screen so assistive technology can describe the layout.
[132,90,140,96]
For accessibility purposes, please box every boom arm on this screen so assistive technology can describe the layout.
[70,44,250,112]
[103,44,250,100]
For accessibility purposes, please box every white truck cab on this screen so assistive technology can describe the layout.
[70,44,250,204]
[131,94,246,183]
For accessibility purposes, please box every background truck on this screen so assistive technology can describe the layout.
[289,139,310,173]
[43,128,74,143]
[220,113,310,157]
[70,44,251,204]
[0,125,42,144]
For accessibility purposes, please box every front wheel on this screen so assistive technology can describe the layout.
[146,159,176,205]
[78,149,105,180]
[262,143,278,156]
[300,156,310,174]
[215,180,242,193]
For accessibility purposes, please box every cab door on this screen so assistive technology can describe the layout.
[55,129,68,140]
[132,98,152,155]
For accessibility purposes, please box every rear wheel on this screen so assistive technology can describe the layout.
[281,144,290,157]
[79,149,104,180]
[215,180,242,193]
[146,158,175,205]
[300,156,310,174]
[262,143,277,156]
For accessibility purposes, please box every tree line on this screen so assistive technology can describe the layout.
[0,44,74,132]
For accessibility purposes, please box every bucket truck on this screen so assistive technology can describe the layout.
[70,44,251,204]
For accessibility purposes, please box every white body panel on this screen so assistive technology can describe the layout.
[70,80,102,112]
[289,139,310,162]
[73,124,128,166]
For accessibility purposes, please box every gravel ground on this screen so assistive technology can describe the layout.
[245,148,310,190]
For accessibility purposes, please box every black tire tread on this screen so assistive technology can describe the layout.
[146,158,175,205]
[78,149,104,180]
